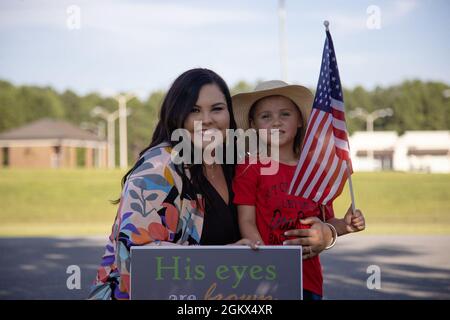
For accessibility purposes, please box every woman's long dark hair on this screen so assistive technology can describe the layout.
[113,68,237,207]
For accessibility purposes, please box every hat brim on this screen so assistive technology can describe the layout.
[232,85,313,132]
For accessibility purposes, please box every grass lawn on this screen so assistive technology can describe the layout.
[0,169,449,236]
[333,172,450,234]
[0,169,124,237]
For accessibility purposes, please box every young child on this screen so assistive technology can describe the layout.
[231,80,365,300]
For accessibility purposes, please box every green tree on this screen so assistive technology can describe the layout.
[0,80,22,132]
[230,80,253,95]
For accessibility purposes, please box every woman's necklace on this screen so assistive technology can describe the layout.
[204,163,218,180]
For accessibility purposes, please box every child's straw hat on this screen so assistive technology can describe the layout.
[232,80,313,131]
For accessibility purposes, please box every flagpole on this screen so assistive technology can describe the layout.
[324,20,356,215]
[346,162,356,215]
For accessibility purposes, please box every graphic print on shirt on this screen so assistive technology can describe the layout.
[262,181,315,245]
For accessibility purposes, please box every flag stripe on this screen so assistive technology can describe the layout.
[313,155,339,202]
[318,157,343,204]
[332,126,349,141]
[331,98,344,111]
[294,115,332,195]
[304,108,320,138]
[300,108,319,148]
[322,161,347,204]
[289,108,320,193]
[289,109,323,193]
[329,167,348,204]
[332,118,347,132]
[303,127,335,198]
[305,142,336,200]
[331,108,346,121]
[334,137,350,151]
[336,148,350,161]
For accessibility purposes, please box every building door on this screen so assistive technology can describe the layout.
[2,147,9,167]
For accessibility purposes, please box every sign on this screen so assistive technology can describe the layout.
[130,246,302,300]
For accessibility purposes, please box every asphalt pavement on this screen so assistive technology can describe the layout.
[0,235,449,300]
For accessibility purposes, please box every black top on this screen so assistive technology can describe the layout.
[200,165,241,245]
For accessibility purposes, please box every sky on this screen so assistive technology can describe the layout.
[0,0,449,99]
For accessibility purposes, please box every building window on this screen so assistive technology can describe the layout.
[374,155,393,170]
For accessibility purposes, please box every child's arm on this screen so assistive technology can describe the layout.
[237,205,265,244]
[326,206,365,236]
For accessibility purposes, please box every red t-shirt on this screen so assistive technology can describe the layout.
[232,158,334,296]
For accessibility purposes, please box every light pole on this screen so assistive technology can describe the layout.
[349,107,394,132]
[114,93,135,169]
[278,0,288,82]
[91,105,132,169]
[91,106,119,169]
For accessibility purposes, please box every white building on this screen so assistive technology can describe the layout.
[350,131,398,171]
[394,131,450,173]
[349,131,450,173]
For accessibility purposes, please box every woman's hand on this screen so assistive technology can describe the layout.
[230,238,262,250]
[283,217,332,260]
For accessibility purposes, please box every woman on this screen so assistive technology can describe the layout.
[88,68,336,300]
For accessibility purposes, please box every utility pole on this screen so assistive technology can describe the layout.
[349,108,394,132]
[278,0,288,82]
[91,106,118,168]
[114,93,135,169]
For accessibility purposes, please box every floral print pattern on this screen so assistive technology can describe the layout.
[88,143,205,300]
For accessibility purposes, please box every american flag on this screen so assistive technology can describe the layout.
[289,29,352,205]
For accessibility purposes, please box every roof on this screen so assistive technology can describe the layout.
[0,118,104,141]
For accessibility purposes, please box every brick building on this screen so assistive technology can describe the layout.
[0,118,107,168]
